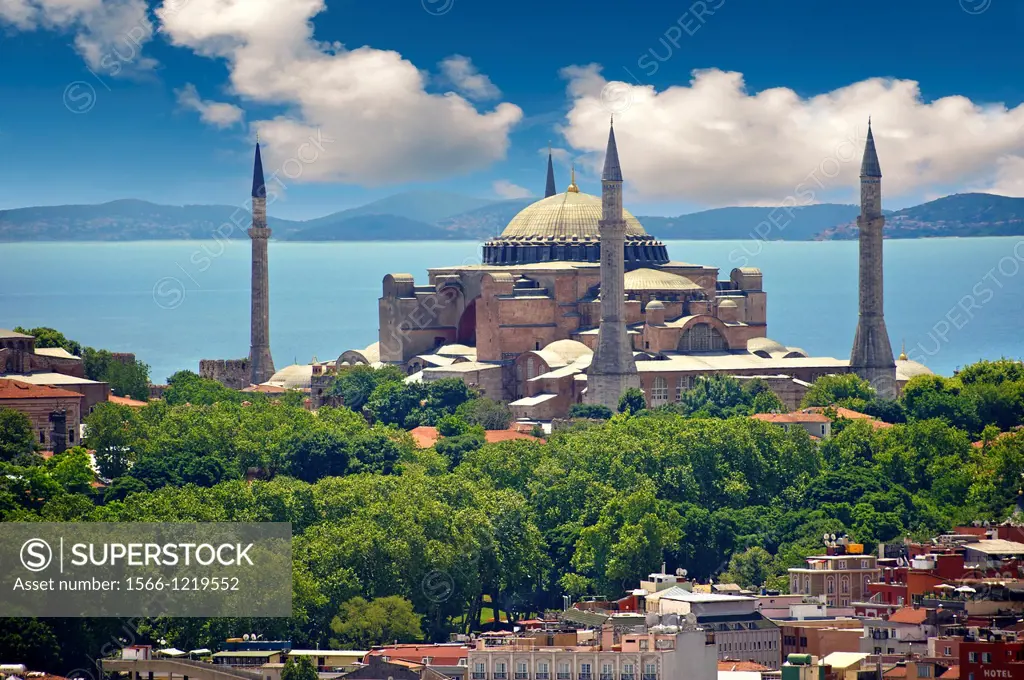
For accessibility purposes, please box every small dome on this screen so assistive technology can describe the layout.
[624,268,702,292]
[646,300,665,310]
[264,364,313,390]
[897,359,934,381]
[747,337,788,354]
[719,300,738,308]
[784,347,808,358]
[541,339,593,365]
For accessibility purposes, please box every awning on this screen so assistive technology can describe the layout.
[157,648,186,657]
[189,649,212,655]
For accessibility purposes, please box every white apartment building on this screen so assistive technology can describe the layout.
[466,627,717,680]
[644,588,781,669]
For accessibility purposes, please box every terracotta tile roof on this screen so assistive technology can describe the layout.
[409,426,540,449]
[888,607,929,625]
[365,644,470,666]
[940,666,960,679]
[0,378,83,400]
[718,661,771,672]
[109,395,147,407]
[804,406,894,429]
[884,667,908,678]
[751,411,831,424]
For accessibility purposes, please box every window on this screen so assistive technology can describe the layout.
[601,664,613,680]
[821,424,826,435]
[944,647,952,657]
[622,663,634,680]
[474,663,486,680]
[678,323,727,352]
[982,653,992,664]
[675,377,685,401]
[650,377,668,405]
[517,662,529,680]
[68,428,75,443]
[827,577,835,594]
[558,663,570,680]
[580,663,592,680]
[643,663,656,680]
[496,663,508,680]
[537,663,549,680]
[838,560,847,569]
[841,576,850,594]
[862,560,870,569]
[969,653,977,663]
[527,358,536,379]
[39,430,45,444]
[639,638,649,651]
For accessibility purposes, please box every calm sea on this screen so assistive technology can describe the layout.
[1,238,1022,383]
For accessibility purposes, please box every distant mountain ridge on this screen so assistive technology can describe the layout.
[3,191,1024,242]
[817,193,1024,239]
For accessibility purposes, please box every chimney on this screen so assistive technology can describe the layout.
[49,409,67,455]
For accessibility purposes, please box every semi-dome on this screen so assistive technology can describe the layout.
[896,358,934,381]
[264,364,313,390]
[624,268,702,292]
[483,190,669,266]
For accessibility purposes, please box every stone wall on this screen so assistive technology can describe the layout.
[2,395,83,449]
[199,358,250,390]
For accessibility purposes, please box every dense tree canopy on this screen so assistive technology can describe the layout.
[2,358,1024,674]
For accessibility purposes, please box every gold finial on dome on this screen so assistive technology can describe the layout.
[567,163,579,193]
[898,340,908,361]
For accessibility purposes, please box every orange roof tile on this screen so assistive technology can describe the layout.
[0,378,83,400]
[718,661,771,672]
[751,411,831,424]
[940,666,960,679]
[804,406,894,428]
[109,395,147,407]
[888,607,928,625]
[884,667,907,678]
[409,426,540,449]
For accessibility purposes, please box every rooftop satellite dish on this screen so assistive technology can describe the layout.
[243,634,250,641]
[823,533,830,541]
[830,533,837,541]
[676,568,687,577]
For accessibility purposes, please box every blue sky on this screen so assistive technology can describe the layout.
[1,0,1023,218]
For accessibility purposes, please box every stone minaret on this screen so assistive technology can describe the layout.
[544,146,557,198]
[850,120,896,398]
[248,139,276,385]
[586,120,640,408]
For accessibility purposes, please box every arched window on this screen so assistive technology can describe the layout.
[841,576,850,594]
[527,358,536,380]
[827,577,835,594]
[651,377,668,405]
[678,323,728,353]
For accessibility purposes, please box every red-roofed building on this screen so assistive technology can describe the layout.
[108,395,147,407]
[803,406,894,430]
[408,426,540,449]
[751,410,832,439]
[0,378,84,450]
[939,665,960,679]
[362,643,468,667]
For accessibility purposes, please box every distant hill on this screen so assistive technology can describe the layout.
[817,193,1024,239]
[437,199,535,239]
[639,204,862,241]
[0,199,304,241]
[298,191,500,232]
[6,192,1024,242]
[285,214,457,241]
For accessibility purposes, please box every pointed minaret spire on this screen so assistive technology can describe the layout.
[252,137,267,199]
[861,118,882,178]
[544,143,557,198]
[602,116,623,182]
[850,118,896,398]
[248,138,275,385]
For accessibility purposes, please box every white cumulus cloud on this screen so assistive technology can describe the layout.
[560,65,1024,206]
[0,0,156,73]
[493,180,532,199]
[156,0,521,186]
[439,55,501,100]
[175,83,244,128]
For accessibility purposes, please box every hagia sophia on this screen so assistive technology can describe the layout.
[202,119,933,421]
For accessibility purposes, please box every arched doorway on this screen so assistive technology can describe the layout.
[457,299,477,346]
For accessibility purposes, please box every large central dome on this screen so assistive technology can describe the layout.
[500,191,648,240]
[482,190,669,266]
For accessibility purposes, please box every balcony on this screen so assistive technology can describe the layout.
[601,675,614,680]
[516,674,530,679]
[472,675,487,680]
[536,674,549,680]
[495,674,508,679]
[643,675,658,680]
[622,675,635,680]
[557,674,570,680]
[579,674,592,680]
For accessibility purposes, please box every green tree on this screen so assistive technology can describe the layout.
[618,388,646,415]
[104,356,151,400]
[284,429,351,482]
[568,403,613,419]
[85,402,141,479]
[163,370,240,406]
[281,656,318,680]
[329,364,405,412]
[802,374,875,409]
[47,446,95,494]
[329,595,423,648]
[719,546,776,589]
[366,381,425,428]
[0,408,36,461]
[458,398,513,430]
[13,326,81,354]
[752,390,786,414]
